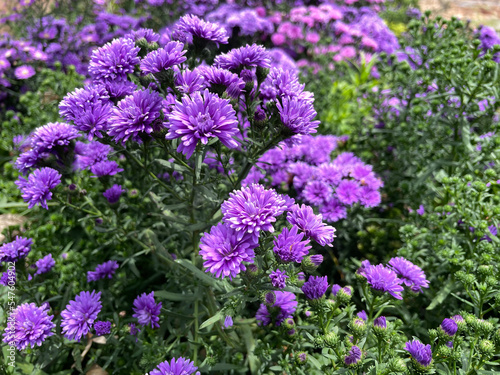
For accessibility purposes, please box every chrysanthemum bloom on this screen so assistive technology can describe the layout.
[405,339,432,367]
[197,66,245,98]
[108,89,164,143]
[269,269,288,289]
[363,263,404,299]
[94,321,111,336]
[0,236,32,262]
[224,316,233,329]
[320,198,347,223]
[89,38,140,81]
[374,316,387,328]
[174,69,206,94]
[132,292,162,328]
[221,184,287,240]
[388,257,429,293]
[61,290,102,341]
[441,318,458,336]
[2,303,54,350]
[87,260,119,282]
[148,357,200,375]
[335,179,361,205]
[277,96,320,137]
[174,14,228,46]
[103,185,125,204]
[166,89,238,159]
[287,204,336,247]
[140,41,186,74]
[90,161,123,177]
[31,122,79,152]
[15,167,61,209]
[273,225,312,263]
[35,254,55,275]
[74,141,112,170]
[199,222,258,279]
[344,346,362,365]
[14,65,35,79]
[357,186,381,208]
[256,291,297,326]
[303,180,332,205]
[302,275,329,299]
[214,44,271,71]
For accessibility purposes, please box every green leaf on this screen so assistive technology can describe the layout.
[154,290,196,302]
[199,311,223,330]
[308,355,323,370]
[427,279,454,310]
[156,159,192,174]
[175,259,223,290]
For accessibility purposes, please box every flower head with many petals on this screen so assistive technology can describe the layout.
[388,257,429,293]
[148,357,200,375]
[287,204,336,247]
[0,236,32,263]
[405,339,432,367]
[15,167,61,209]
[89,38,140,82]
[132,292,162,329]
[61,290,102,341]
[256,291,297,326]
[362,263,404,299]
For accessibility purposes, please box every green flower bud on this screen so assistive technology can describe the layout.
[388,357,407,373]
[437,344,452,358]
[478,340,494,357]
[313,335,324,348]
[478,265,493,276]
[350,318,367,338]
[475,319,495,335]
[324,331,339,348]
[295,352,307,365]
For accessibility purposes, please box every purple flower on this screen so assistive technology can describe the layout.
[388,257,429,293]
[108,89,164,143]
[405,339,432,367]
[174,69,206,94]
[256,291,297,326]
[0,236,32,263]
[14,65,35,79]
[61,290,102,341]
[357,186,381,208]
[140,41,186,74]
[94,321,111,336]
[74,141,112,170]
[336,180,361,205]
[374,316,387,328]
[416,205,425,215]
[174,15,228,45]
[357,310,368,321]
[303,180,332,205]
[331,284,342,296]
[215,44,271,71]
[31,122,79,151]
[35,254,55,275]
[273,225,312,263]
[125,28,160,43]
[89,38,140,82]
[0,270,15,286]
[362,264,404,299]
[87,260,119,282]
[310,254,323,266]
[320,198,347,222]
[221,184,287,240]
[287,204,336,247]
[129,323,140,336]
[2,303,54,350]
[302,275,329,299]
[148,357,200,375]
[132,291,162,329]
[277,96,320,137]
[452,315,464,323]
[196,66,245,98]
[90,161,123,177]
[103,185,125,204]
[199,223,258,279]
[441,318,458,336]
[269,269,288,289]
[15,167,61,209]
[344,346,362,365]
[166,89,238,159]
[224,316,233,329]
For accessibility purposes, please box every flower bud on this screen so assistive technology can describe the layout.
[441,318,458,337]
[324,331,339,348]
[478,340,494,357]
[295,352,307,365]
[350,318,367,338]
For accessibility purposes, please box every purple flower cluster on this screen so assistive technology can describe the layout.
[94,321,112,336]
[256,291,297,326]
[0,236,32,263]
[87,260,119,282]
[35,254,55,275]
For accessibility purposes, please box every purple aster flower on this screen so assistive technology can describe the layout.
[103,185,125,204]
[221,184,288,240]
[166,89,238,159]
[31,122,79,152]
[405,339,432,367]
[196,66,244,98]
[0,270,15,286]
[74,141,112,170]
[174,69,206,94]
[256,291,297,326]
[320,198,347,222]
[0,236,32,263]
[102,80,137,99]
[336,179,361,205]
[87,260,119,282]
[35,254,55,275]
[132,292,162,329]
[441,318,458,336]
[129,323,140,336]
[215,44,271,71]
[199,223,258,279]
[310,254,323,267]
[357,186,381,208]
[302,275,329,299]
[61,290,102,341]
[148,357,200,375]
[223,315,233,329]
[90,161,123,177]
[344,346,362,365]
[94,321,111,336]
[125,28,160,43]
[89,38,140,82]
[269,269,288,289]
[303,180,332,205]
[2,303,54,350]
[374,316,387,328]
[357,310,368,321]
[388,257,429,293]
[277,96,320,138]
[273,225,312,263]
[331,284,342,296]
[108,89,164,143]
[362,264,404,299]
[140,41,186,74]
[287,204,336,247]
[173,15,228,46]
[15,167,61,209]
[416,205,425,215]
[14,65,35,79]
